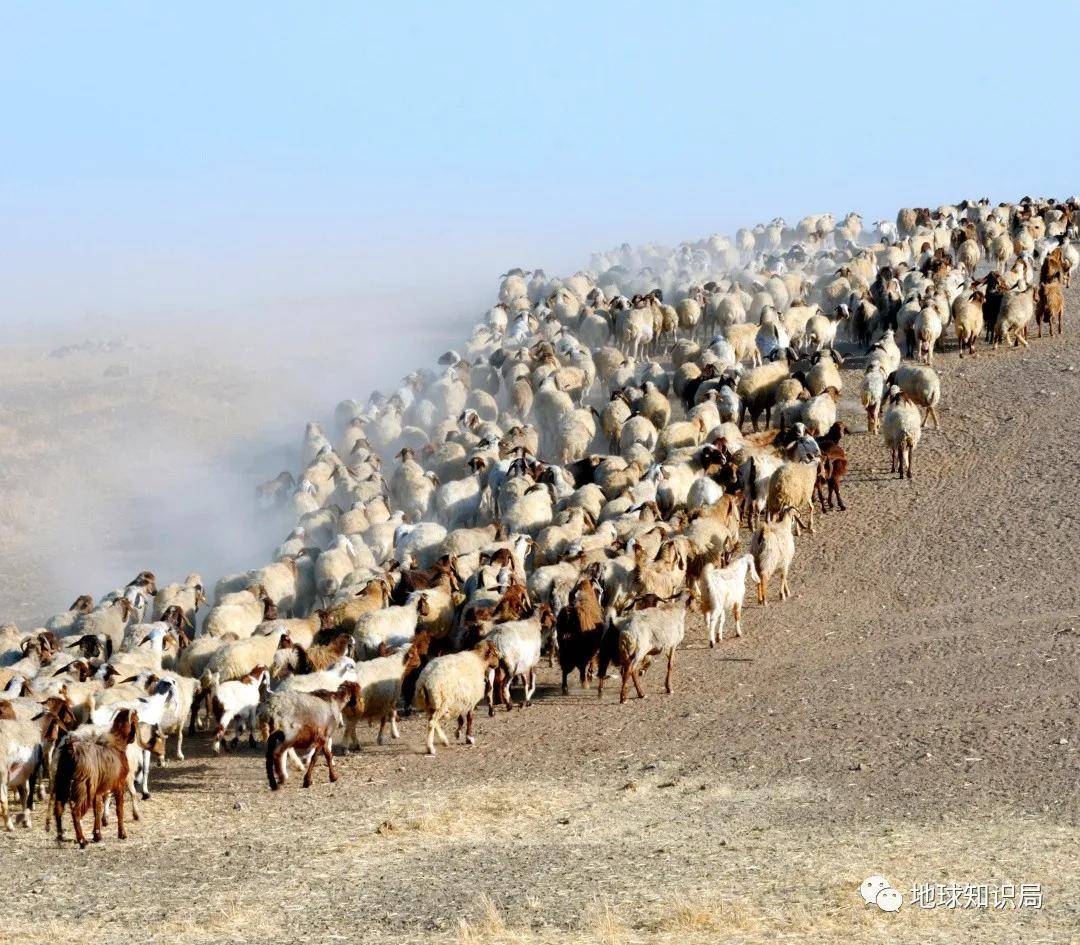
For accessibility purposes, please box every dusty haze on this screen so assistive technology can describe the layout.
[0,289,480,626]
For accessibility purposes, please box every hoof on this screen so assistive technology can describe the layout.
[141,792,151,801]
[466,736,476,746]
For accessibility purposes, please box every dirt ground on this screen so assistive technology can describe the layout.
[1,291,1078,944]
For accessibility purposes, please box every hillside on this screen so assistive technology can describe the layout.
[2,288,1077,944]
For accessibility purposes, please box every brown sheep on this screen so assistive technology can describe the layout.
[325,577,391,634]
[1035,280,1064,338]
[274,632,354,677]
[50,708,138,848]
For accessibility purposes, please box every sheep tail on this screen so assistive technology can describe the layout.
[265,729,285,790]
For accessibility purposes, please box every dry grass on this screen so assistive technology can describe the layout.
[16,895,281,945]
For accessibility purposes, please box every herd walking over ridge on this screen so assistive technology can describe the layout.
[1,196,1074,846]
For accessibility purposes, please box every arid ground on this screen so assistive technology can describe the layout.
[1,293,1077,944]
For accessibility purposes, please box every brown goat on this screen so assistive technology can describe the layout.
[490,583,533,622]
[814,422,849,512]
[391,555,461,604]
[1040,247,1065,285]
[556,577,605,694]
[1036,280,1064,338]
[275,631,353,677]
[51,708,138,848]
[263,683,362,790]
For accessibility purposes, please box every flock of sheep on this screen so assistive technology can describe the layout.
[1,196,1074,847]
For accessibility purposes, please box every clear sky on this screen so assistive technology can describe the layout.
[2,2,1076,327]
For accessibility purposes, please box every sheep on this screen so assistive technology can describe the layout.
[500,483,554,538]
[800,389,838,437]
[394,521,449,570]
[533,507,593,567]
[736,354,794,431]
[619,414,659,456]
[750,508,805,604]
[254,609,333,649]
[694,554,759,646]
[861,363,887,434]
[914,304,943,364]
[765,460,818,534]
[952,290,985,357]
[50,708,138,847]
[200,628,287,691]
[252,558,304,617]
[0,711,64,831]
[262,682,363,790]
[887,366,942,429]
[805,349,843,397]
[432,458,489,529]
[1035,279,1064,337]
[412,641,502,755]
[685,475,723,513]
[273,632,354,678]
[655,416,708,460]
[882,387,923,479]
[866,329,901,375]
[598,600,687,702]
[993,285,1035,348]
[723,322,761,365]
[209,667,269,754]
[629,540,686,602]
[69,598,135,653]
[635,381,671,430]
[203,586,275,639]
[155,670,196,761]
[352,594,430,659]
[485,607,554,712]
[325,578,391,634]
[315,536,365,603]
[44,595,95,637]
[331,649,410,749]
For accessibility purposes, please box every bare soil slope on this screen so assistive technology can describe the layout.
[2,296,1078,944]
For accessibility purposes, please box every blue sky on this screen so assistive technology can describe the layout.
[2,2,1076,326]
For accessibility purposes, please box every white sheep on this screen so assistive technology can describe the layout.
[750,508,803,605]
[860,363,887,434]
[352,594,429,659]
[394,521,449,570]
[485,611,552,711]
[882,387,922,479]
[695,554,760,645]
[887,365,941,429]
[412,642,502,755]
[209,667,269,754]
[600,602,687,702]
